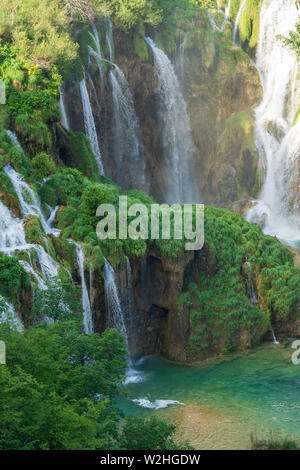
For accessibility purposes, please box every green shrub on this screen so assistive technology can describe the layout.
[31,152,56,181]
[0,253,30,304]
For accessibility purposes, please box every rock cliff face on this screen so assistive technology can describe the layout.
[182,21,262,207]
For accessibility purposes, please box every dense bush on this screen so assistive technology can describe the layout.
[31,152,56,181]
[0,253,30,304]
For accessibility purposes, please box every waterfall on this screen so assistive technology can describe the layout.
[58,86,70,130]
[145,37,199,204]
[4,165,59,237]
[175,33,187,86]
[79,78,104,175]
[74,243,94,334]
[225,0,232,19]
[207,11,221,32]
[109,66,146,190]
[0,200,27,251]
[46,205,59,228]
[232,0,247,45]
[89,20,104,80]
[271,327,280,345]
[124,256,134,334]
[0,199,58,282]
[0,296,23,331]
[105,19,114,62]
[103,259,144,383]
[245,261,257,306]
[104,260,129,350]
[246,0,300,247]
[6,130,21,148]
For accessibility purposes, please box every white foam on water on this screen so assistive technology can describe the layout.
[132,398,185,410]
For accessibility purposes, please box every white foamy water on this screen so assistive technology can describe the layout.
[132,398,185,410]
[247,0,300,247]
[6,130,21,148]
[4,165,59,237]
[0,296,23,331]
[124,367,147,385]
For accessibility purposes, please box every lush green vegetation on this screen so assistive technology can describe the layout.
[0,316,190,450]
[178,207,300,355]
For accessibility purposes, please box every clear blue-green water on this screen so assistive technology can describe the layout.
[118,345,300,449]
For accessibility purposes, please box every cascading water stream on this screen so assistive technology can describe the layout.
[0,296,23,331]
[225,0,232,19]
[58,85,70,131]
[6,130,21,148]
[109,66,147,190]
[207,11,221,32]
[244,261,257,306]
[74,243,94,334]
[175,33,187,87]
[246,0,300,247]
[79,78,104,175]
[0,198,58,284]
[105,19,114,62]
[4,164,59,237]
[104,259,129,349]
[89,20,104,80]
[145,37,199,204]
[232,0,247,45]
[104,259,144,383]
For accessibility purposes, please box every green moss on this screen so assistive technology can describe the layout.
[51,237,77,276]
[64,132,100,182]
[238,0,263,48]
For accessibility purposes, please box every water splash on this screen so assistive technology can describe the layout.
[246,0,300,247]
[132,398,185,410]
[79,78,104,175]
[145,37,199,204]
